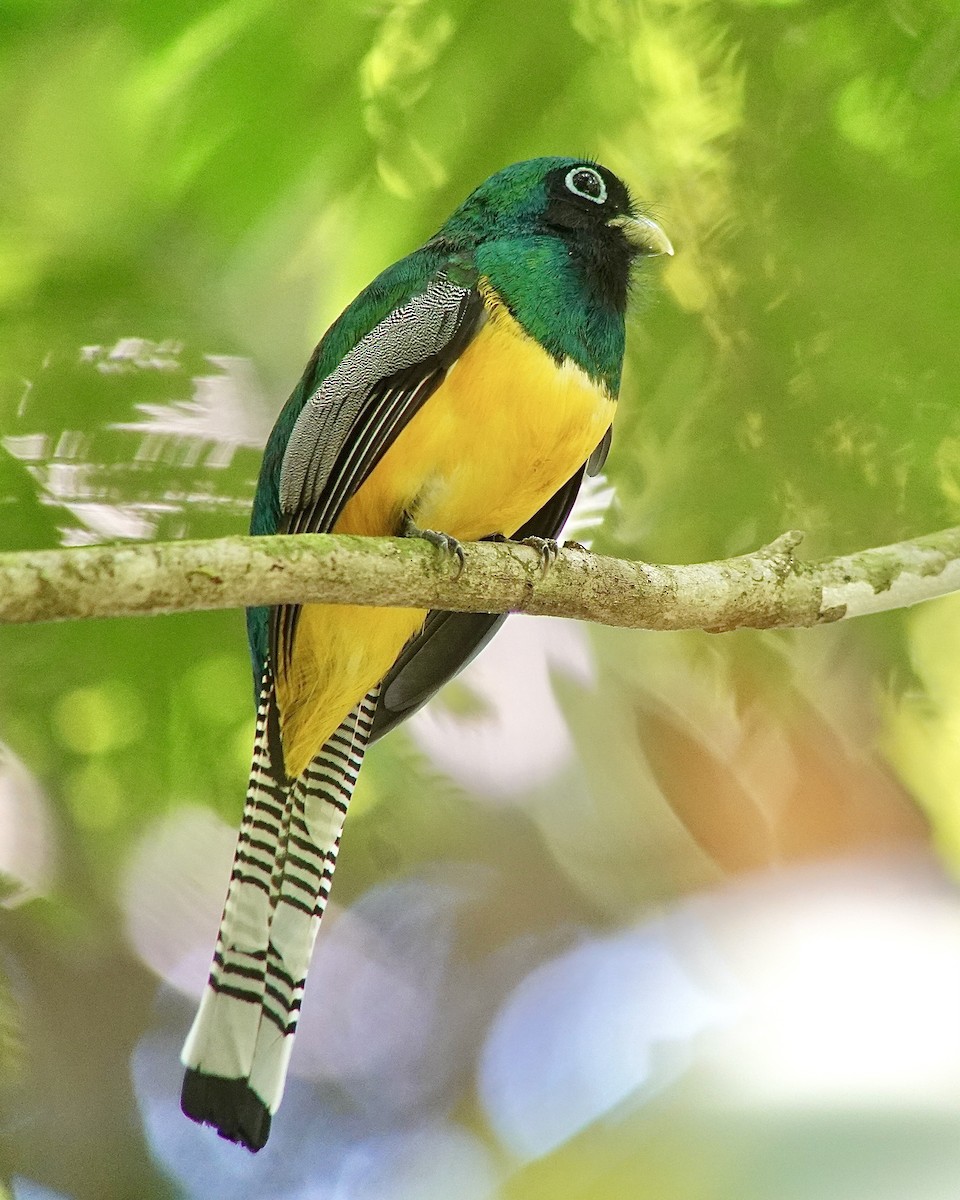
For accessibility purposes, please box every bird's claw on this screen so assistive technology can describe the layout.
[519,535,560,573]
[403,518,466,577]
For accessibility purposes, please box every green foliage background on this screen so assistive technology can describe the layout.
[3,2,960,1198]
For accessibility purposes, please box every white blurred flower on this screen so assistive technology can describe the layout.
[0,742,56,906]
[479,853,960,1175]
[332,1122,499,1200]
[120,804,235,996]
[410,616,596,800]
[478,920,734,1160]
[695,856,960,1111]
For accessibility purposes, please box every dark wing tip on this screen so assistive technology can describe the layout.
[181,1068,272,1153]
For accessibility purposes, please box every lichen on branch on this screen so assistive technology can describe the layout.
[2,526,960,633]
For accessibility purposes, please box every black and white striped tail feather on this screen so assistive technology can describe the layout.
[181,673,378,1151]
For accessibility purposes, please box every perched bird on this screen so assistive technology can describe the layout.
[180,156,672,1151]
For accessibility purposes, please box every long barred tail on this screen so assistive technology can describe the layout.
[180,673,378,1151]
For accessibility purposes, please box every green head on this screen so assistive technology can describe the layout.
[432,157,671,308]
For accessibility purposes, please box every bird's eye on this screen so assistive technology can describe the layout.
[564,166,607,205]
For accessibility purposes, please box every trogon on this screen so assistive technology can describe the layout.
[180,156,672,1150]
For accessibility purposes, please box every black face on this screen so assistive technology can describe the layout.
[541,162,638,311]
[542,162,634,240]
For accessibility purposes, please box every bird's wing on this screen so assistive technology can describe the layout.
[272,272,485,669]
[278,272,483,529]
[369,424,613,741]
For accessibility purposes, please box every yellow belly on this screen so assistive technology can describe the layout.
[277,285,617,775]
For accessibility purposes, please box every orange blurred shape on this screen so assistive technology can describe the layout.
[636,699,928,875]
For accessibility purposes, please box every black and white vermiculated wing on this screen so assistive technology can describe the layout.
[279,274,484,527]
[271,274,485,669]
[369,425,613,743]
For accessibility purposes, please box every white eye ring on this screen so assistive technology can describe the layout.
[564,166,607,205]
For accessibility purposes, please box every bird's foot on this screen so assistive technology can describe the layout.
[518,535,561,573]
[402,516,466,577]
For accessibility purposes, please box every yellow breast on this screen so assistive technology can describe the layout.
[338,282,617,541]
[277,282,617,776]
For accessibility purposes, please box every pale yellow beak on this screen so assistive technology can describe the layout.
[609,212,674,257]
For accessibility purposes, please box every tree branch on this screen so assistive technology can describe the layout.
[3,525,960,632]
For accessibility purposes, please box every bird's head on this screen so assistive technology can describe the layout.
[435,156,673,263]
